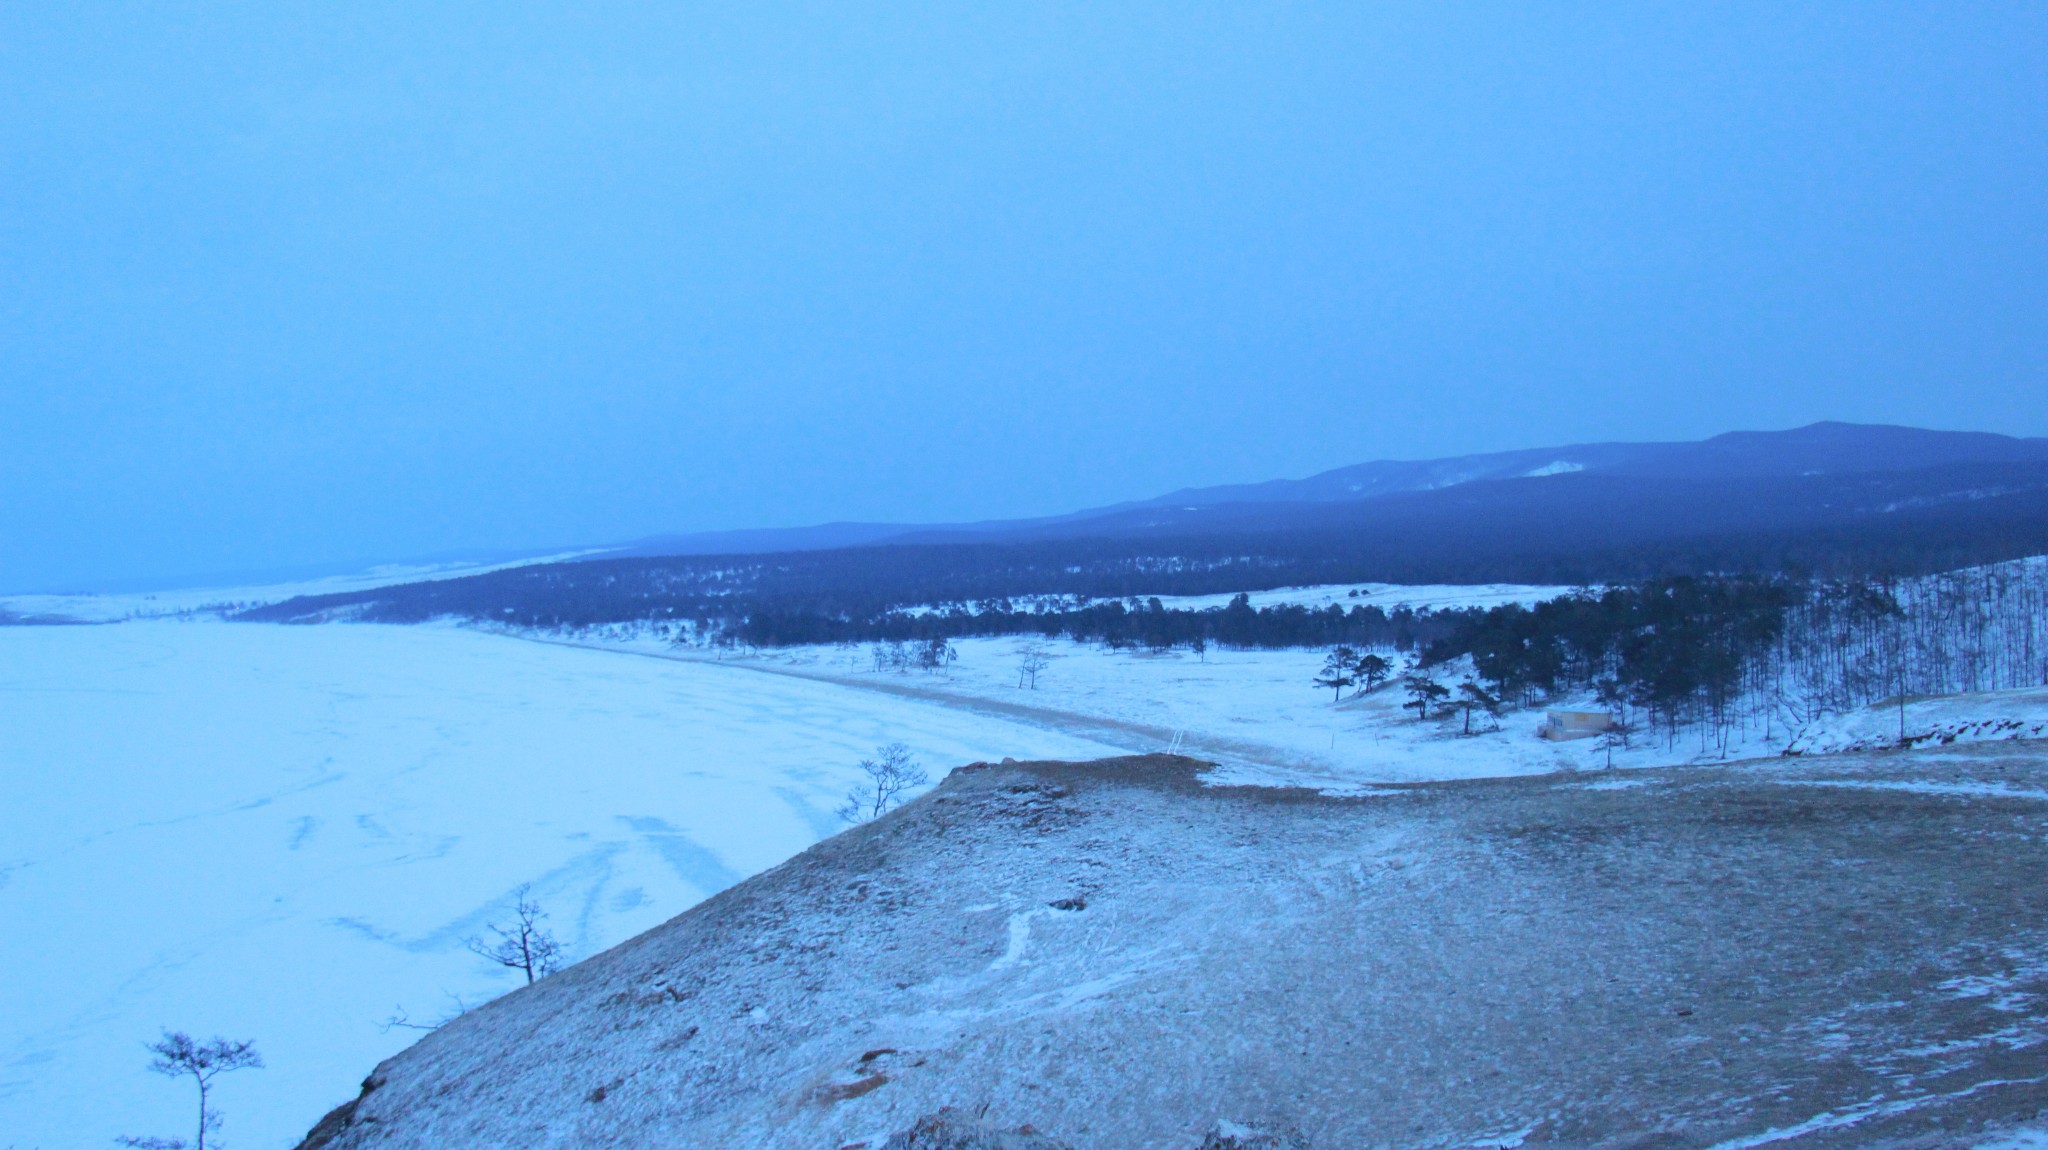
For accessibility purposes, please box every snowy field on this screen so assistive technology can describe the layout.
[679,637,1606,788]
[0,620,1118,1149]
[608,634,2048,789]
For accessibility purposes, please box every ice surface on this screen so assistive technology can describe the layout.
[0,620,1117,1148]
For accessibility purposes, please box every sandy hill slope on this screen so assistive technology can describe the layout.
[298,749,2048,1149]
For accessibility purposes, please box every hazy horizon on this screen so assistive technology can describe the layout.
[12,416,2043,596]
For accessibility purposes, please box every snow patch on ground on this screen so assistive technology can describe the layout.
[1778,779,2048,803]
[1785,688,2048,756]
[1978,1127,2048,1149]
[1703,1075,2048,1149]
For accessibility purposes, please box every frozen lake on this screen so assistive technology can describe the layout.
[0,620,1118,1149]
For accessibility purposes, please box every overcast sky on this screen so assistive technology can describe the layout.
[4,3,2045,590]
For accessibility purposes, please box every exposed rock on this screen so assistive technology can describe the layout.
[1196,1120,1307,1150]
[879,1107,1075,1150]
[297,1068,387,1149]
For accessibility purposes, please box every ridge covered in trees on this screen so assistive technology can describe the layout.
[238,464,2048,635]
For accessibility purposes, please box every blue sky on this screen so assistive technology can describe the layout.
[4,3,2045,591]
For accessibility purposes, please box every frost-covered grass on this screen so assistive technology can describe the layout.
[0,620,1117,1149]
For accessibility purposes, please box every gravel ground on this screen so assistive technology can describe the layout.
[299,744,2048,1149]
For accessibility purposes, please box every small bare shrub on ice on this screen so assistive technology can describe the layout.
[466,885,562,984]
[117,1030,262,1150]
[838,742,930,823]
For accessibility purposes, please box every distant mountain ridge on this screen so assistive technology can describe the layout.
[1130,421,2048,506]
[237,421,2048,632]
[620,422,2048,557]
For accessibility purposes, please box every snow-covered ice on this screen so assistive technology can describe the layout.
[0,550,608,623]
[0,620,1117,1149]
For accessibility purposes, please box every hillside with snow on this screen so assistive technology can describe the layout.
[294,748,2048,1149]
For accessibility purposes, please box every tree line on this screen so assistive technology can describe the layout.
[1424,558,2048,753]
[733,594,1475,653]
[235,474,2048,633]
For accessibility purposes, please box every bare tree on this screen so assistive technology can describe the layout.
[836,742,931,823]
[466,885,562,984]
[1017,647,1051,689]
[118,1031,262,1150]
